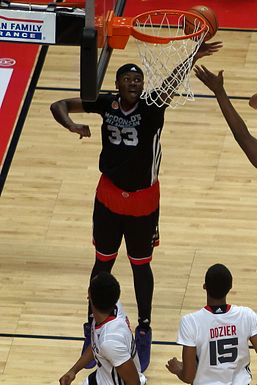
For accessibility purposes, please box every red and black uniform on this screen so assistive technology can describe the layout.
[82,93,167,264]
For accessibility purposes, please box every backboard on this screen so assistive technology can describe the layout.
[80,0,126,101]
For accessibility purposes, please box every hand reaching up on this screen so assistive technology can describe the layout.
[194,65,224,94]
[195,41,223,60]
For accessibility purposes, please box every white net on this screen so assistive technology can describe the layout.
[132,11,207,108]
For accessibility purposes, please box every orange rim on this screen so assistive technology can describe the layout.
[130,9,207,44]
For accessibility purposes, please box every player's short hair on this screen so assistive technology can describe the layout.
[205,264,232,299]
[116,63,144,80]
[89,271,120,312]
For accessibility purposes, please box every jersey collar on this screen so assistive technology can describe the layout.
[118,97,139,116]
[204,304,231,314]
[95,305,118,329]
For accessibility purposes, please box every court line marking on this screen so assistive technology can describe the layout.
[0,333,254,348]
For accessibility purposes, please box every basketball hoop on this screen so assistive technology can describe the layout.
[0,1,209,106]
[107,9,208,108]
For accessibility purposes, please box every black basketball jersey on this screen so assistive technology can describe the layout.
[82,93,167,192]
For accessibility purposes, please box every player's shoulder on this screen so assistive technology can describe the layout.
[139,92,167,112]
[100,304,129,336]
[189,307,207,316]
[230,304,257,315]
[98,92,116,99]
[82,92,117,112]
[99,318,130,350]
[96,92,117,105]
[180,308,206,324]
[193,304,256,317]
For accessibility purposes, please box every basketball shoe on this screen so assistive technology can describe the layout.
[82,323,96,369]
[135,326,152,372]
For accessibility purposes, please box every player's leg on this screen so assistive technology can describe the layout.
[91,198,123,280]
[82,197,123,367]
[132,262,153,373]
[124,207,159,372]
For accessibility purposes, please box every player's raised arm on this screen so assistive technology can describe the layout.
[159,40,222,104]
[194,65,257,168]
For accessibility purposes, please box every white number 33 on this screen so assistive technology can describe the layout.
[107,125,138,146]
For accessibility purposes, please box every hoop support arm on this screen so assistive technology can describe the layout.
[106,10,133,49]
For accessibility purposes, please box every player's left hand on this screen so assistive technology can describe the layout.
[166,357,183,375]
[196,41,223,59]
[194,65,224,93]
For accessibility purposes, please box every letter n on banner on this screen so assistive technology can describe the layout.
[0,42,41,195]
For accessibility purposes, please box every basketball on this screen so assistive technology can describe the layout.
[184,5,218,41]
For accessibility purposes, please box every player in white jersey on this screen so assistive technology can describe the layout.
[59,271,146,385]
[166,264,257,385]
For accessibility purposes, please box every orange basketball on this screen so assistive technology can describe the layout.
[184,5,218,41]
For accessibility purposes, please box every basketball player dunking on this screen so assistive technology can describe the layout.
[51,40,222,373]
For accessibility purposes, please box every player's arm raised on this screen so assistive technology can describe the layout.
[50,97,91,139]
[194,65,257,168]
[160,41,222,104]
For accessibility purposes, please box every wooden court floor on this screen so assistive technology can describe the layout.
[0,29,257,384]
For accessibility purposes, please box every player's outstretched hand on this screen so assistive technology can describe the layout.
[59,370,76,385]
[196,41,223,60]
[166,357,183,375]
[194,65,224,94]
[68,123,91,139]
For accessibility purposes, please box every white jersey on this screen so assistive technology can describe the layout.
[177,305,257,385]
[83,302,146,385]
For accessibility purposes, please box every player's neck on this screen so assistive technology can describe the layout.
[119,98,137,111]
[93,310,111,325]
[93,307,117,326]
[207,295,227,306]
